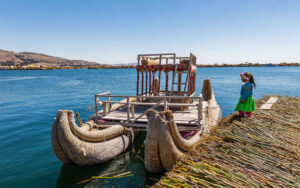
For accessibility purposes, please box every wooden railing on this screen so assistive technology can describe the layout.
[95,92,203,127]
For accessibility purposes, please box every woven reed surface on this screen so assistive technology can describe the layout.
[153,95,300,188]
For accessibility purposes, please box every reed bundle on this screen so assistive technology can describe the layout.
[180,58,190,65]
[77,169,133,184]
[141,58,160,65]
[154,95,300,187]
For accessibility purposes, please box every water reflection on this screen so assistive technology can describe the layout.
[56,133,161,188]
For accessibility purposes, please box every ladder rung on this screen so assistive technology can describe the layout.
[173,83,186,85]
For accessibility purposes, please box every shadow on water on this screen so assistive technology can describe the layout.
[56,132,163,188]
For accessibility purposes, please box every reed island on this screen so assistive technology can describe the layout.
[154,95,300,187]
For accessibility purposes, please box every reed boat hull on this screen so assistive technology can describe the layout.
[51,110,134,165]
[144,79,222,173]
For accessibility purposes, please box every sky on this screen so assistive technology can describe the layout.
[0,0,300,64]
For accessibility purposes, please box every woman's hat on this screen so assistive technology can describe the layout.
[240,72,251,81]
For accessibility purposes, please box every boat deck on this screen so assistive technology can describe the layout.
[101,105,202,130]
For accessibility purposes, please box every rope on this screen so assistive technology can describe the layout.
[154,113,175,125]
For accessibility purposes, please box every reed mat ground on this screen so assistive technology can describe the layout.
[153,95,300,188]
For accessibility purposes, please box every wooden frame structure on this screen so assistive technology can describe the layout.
[136,53,197,97]
[94,53,201,130]
[95,92,203,130]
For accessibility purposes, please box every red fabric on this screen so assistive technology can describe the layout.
[239,111,245,117]
[191,65,197,72]
[246,112,252,117]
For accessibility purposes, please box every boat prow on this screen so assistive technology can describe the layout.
[144,79,222,173]
[51,110,134,165]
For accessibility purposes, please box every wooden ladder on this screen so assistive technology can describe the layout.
[171,64,190,95]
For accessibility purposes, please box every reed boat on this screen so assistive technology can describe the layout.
[51,110,135,165]
[51,53,221,170]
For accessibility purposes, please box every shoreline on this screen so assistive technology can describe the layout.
[0,63,299,70]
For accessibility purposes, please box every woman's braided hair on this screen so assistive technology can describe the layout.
[249,74,256,88]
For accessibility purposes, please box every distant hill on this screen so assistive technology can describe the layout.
[0,49,101,67]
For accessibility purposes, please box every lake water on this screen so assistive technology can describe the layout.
[0,67,299,187]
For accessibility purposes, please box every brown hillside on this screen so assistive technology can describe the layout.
[0,49,100,67]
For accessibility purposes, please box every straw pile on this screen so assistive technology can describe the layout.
[141,58,160,65]
[180,58,190,65]
[153,95,300,187]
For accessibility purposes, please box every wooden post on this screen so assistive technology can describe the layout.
[193,72,196,93]
[183,64,190,93]
[95,95,98,120]
[131,104,135,118]
[137,56,140,95]
[75,112,83,127]
[108,93,111,113]
[153,78,159,95]
[149,71,152,95]
[136,69,139,96]
[173,55,175,64]
[178,72,182,94]
[165,71,169,95]
[146,71,148,95]
[188,72,193,95]
[159,55,162,94]
[158,70,161,95]
[171,65,177,94]
[127,97,130,122]
[141,71,144,95]
[198,97,203,127]
[103,102,107,116]
[152,71,155,94]
[164,98,167,111]
[202,79,212,101]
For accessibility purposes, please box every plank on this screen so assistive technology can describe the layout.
[260,97,278,110]
[100,103,200,126]
[100,121,203,131]
[102,116,199,125]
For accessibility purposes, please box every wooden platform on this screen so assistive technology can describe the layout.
[102,105,198,124]
[260,96,278,109]
[100,105,202,131]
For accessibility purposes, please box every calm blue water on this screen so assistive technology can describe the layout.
[0,67,299,188]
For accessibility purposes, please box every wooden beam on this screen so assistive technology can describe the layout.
[94,95,98,120]
[164,98,168,111]
[136,69,139,96]
[98,101,199,107]
[131,100,163,123]
[141,71,144,95]
[95,94,200,99]
[198,97,203,127]
[131,104,135,118]
[127,97,130,122]
[146,71,148,95]
[103,102,107,116]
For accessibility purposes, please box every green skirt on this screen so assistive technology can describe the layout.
[235,96,255,112]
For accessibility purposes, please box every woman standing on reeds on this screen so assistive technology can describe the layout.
[235,72,256,117]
